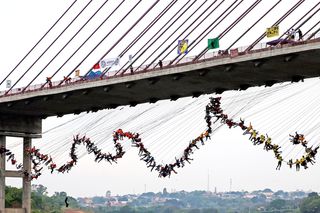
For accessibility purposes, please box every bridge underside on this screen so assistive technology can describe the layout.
[0,43,319,118]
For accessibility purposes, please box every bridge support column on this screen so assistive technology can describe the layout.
[22,137,31,213]
[0,136,5,213]
[0,114,41,213]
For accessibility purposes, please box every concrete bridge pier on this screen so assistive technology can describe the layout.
[0,115,41,213]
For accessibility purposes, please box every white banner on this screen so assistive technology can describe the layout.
[100,57,120,69]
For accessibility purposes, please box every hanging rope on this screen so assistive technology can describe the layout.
[1,95,319,181]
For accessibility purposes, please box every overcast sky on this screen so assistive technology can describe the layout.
[1,0,320,198]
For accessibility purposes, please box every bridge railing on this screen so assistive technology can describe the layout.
[1,32,320,97]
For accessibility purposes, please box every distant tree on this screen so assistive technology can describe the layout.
[92,196,106,204]
[119,205,135,213]
[141,192,155,197]
[32,184,48,196]
[308,192,319,198]
[251,194,266,203]
[202,208,218,213]
[292,191,306,197]
[262,188,273,193]
[5,186,22,208]
[268,199,286,210]
[300,196,320,213]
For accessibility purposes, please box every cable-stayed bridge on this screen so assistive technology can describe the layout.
[0,39,320,118]
[1,0,320,212]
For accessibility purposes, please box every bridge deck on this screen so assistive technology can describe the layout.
[0,39,320,118]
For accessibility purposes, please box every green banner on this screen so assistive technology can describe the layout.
[208,38,219,49]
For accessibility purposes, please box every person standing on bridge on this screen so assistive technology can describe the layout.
[297,29,303,41]
[130,65,134,74]
[159,60,163,69]
[46,77,52,88]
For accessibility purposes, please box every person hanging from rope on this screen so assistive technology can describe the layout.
[287,159,293,169]
[221,114,228,123]
[273,144,281,153]
[238,118,247,130]
[306,154,315,165]
[11,158,17,165]
[190,140,199,149]
[307,145,319,159]
[204,130,211,140]
[226,119,235,129]
[16,163,23,170]
[256,134,265,145]
[49,163,57,173]
[289,132,300,144]
[264,135,273,151]
[295,159,300,171]
[249,129,258,143]
[113,131,119,142]
[243,123,253,135]
[297,134,308,147]
[147,161,156,171]
[276,155,283,170]
[300,156,308,169]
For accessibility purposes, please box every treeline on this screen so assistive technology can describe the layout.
[6,184,79,213]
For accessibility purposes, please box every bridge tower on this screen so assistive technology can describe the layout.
[0,114,41,213]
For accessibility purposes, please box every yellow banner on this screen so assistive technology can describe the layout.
[266,26,279,38]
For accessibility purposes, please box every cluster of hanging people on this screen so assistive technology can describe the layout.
[210,97,319,171]
[0,96,319,181]
[109,122,212,178]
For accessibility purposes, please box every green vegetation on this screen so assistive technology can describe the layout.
[5,186,320,213]
[300,192,320,213]
[5,184,79,213]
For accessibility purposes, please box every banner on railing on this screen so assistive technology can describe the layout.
[266,26,279,38]
[230,48,239,57]
[208,38,219,49]
[100,57,120,69]
[177,39,189,54]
